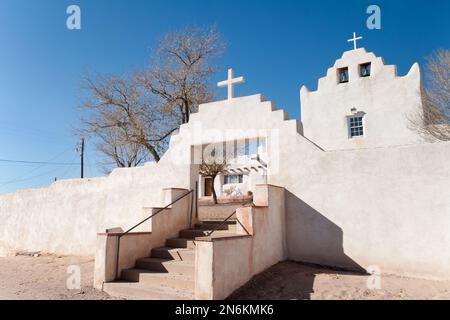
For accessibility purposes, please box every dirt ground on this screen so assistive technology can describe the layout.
[0,254,113,300]
[1,255,449,300]
[229,261,450,300]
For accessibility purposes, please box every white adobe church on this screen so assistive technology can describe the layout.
[202,33,423,200]
[0,34,449,300]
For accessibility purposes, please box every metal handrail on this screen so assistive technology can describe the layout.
[205,199,254,237]
[115,189,194,280]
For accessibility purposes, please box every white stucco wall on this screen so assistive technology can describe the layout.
[0,141,193,256]
[274,132,450,279]
[301,48,423,151]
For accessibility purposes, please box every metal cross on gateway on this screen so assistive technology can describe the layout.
[347,32,363,50]
[217,68,245,100]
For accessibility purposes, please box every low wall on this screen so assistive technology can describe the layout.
[0,140,193,256]
[94,231,153,290]
[195,185,286,300]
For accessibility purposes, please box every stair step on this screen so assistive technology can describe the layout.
[122,268,194,291]
[179,229,212,239]
[151,247,195,262]
[166,238,197,249]
[103,281,194,300]
[195,221,237,231]
[135,257,194,276]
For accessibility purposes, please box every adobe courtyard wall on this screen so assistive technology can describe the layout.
[274,133,450,279]
[0,143,193,256]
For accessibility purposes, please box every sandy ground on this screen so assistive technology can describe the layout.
[1,256,449,300]
[229,261,450,300]
[0,254,113,300]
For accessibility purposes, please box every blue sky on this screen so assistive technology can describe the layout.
[0,0,448,193]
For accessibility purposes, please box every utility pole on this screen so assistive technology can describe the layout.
[80,137,84,179]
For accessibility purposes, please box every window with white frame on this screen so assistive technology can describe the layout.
[224,174,243,184]
[349,116,364,138]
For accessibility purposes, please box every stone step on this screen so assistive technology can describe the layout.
[103,281,194,300]
[135,257,194,276]
[151,247,195,262]
[121,268,195,291]
[179,229,213,239]
[198,213,239,221]
[166,238,197,249]
[195,221,237,231]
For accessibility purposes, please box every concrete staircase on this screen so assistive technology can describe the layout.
[103,220,236,300]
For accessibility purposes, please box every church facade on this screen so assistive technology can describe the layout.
[198,47,426,201]
[301,48,423,151]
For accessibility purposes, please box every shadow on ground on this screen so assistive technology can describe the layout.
[226,261,367,300]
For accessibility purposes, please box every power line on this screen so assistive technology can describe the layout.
[0,168,66,187]
[0,159,80,166]
[57,156,79,180]
[0,155,82,190]
[0,147,75,187]
[50,154,80,182]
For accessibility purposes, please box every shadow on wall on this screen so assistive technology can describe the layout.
[227,191,367,300]
[285,191,366,273]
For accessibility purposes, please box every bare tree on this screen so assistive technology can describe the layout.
[81,26,224,165]
[137,26,224,124]
[96,127,148,173]
[408,49,450,141]
[81,74,179,163]
[199,145,229,204]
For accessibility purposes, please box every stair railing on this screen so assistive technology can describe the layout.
[205,199,254,237]
[115,189,194,280]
